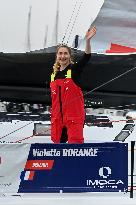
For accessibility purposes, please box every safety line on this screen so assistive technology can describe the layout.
[83,66,136,99]
[0,121,33,140]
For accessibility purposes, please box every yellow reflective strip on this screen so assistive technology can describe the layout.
[66,69,71,78]
[51,73,55,82]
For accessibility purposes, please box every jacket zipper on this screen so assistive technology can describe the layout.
[58,86,63,122]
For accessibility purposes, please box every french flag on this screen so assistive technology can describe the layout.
[21,171,35,181]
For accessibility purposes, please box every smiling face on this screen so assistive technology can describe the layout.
[56,46,71,68]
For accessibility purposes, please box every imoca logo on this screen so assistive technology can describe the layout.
[99,167,111,178]
[86,166,124,188]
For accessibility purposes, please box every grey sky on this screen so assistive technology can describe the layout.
[0,0,104,53]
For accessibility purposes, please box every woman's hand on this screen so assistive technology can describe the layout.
[85,26,96,41]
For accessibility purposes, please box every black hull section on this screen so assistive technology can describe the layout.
[0,50,136,108]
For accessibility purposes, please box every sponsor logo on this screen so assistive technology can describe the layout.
[99,167,111,179]
[25,160,54,170]
[86,166,124,189]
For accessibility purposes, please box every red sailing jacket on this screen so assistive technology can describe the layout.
[50,71,85,124]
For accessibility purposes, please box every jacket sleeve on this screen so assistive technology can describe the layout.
[72,53,91,73]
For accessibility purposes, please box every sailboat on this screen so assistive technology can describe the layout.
[0,0,136,109]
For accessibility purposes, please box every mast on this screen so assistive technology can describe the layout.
[52,0,59,45]
[55,0,59,45]
[26,6,32,52]
[43,25,48,48]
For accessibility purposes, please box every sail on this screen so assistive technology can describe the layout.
[88,0,136,53]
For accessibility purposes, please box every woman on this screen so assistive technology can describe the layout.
[50,26,96,143]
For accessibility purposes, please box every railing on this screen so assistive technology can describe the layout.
[130,141,135,198]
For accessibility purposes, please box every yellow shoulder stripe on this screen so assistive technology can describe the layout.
[66,69,71,78]
[51,69,72,81]
[51,73,56,82]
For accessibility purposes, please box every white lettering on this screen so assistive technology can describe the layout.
[87,179,124,187]
[33,149,60,157]
[63,148,98,156]
[32,162,48,168]
[116,180,124,185]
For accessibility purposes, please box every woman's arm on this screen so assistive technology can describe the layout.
[85,26,96,54]
[71,26,96,71]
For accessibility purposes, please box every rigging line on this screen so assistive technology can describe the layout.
[13,133,41,143]
[83,66,136,97]
[66,1,83,45]
[0,121,33,140]
[8,133,40,144]
[62,64,136,116]
[59,65,136,108]
[0,119,51,142]
[61,0,79,44]
[13,128,52,143]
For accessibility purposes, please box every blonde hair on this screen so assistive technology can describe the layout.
[53,45,74,75]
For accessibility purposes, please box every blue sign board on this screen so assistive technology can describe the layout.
[18,142,128,193]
